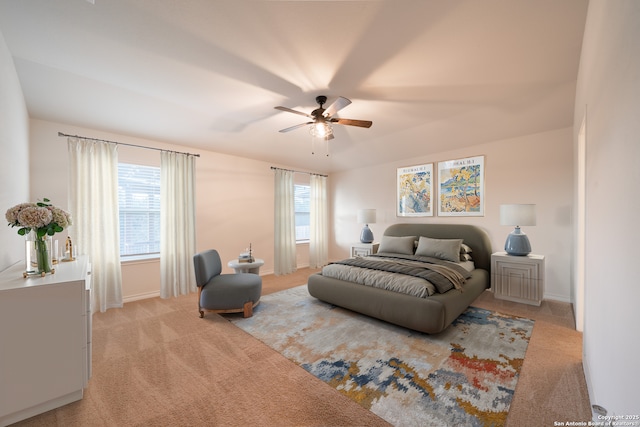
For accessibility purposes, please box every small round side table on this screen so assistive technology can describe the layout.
[227,258,264,274]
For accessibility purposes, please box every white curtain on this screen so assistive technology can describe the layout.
[274,168,297,275]
[309,174,328,268]
[67,138,123,313]
[160,151,197,298]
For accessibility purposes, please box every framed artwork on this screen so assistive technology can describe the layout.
[397,163,433,217]
[437,155,485,216]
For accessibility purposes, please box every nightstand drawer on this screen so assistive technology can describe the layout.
[350,243,379,257]
[491,252,545,306]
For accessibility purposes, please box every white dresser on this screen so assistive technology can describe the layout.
[0,256,91,426]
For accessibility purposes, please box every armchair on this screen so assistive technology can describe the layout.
[193,249,262,318]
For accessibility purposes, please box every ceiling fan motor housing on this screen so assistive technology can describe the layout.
[315,95,327,107]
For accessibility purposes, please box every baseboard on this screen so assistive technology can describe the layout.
[123,290,160,303]
[543,292,571,303]
[582,348,597,421]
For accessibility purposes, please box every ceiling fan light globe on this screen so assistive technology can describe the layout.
[310,122,333,138]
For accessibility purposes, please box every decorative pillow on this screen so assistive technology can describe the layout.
[415,236,463,262]
[378,235,417,255]
[460,243,473,254]
[460,253,473,262]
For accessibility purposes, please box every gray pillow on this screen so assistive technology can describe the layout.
[415,236,463,262]
[378,235,416,255]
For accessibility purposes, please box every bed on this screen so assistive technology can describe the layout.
[307,223,492,334]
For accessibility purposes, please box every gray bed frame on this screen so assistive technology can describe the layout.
[307,223,493,334]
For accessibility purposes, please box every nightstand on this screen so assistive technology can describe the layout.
[491,252,545,306]
[350,242,379,258]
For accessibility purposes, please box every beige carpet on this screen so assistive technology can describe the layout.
[12,268,592,426]
[473,291,593,425]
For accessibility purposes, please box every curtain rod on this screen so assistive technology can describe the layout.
[270,166,327,177]
[58,132,200,157]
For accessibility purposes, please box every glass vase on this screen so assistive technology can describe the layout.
[35,236,53,274]
[26,232,53,275]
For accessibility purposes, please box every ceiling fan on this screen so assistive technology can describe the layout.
[274,95,372,140]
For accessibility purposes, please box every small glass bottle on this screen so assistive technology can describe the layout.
[65,236,74,261]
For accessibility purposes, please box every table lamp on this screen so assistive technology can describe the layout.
[500,204,536,256]
[357,209,376,243]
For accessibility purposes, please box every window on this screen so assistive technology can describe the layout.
[118,163,161,257]
[294,184,310,242]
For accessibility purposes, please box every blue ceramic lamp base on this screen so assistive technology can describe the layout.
[360,225,374,243]
[504,226,531,256]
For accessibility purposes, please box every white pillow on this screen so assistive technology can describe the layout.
[415,236,463,262]
[378,235,416,255]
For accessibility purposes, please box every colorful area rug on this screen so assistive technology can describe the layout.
[231,285,534,427]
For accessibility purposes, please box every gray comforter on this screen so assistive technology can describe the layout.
[321,253,471,298]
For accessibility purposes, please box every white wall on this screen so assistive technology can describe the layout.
[574,0,640,416]
[330,127,574,302]
[0,29,30,271]
[29,119,311,301]
[28,122,574,302]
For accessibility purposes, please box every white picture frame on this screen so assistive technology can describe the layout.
[397,163,434,217]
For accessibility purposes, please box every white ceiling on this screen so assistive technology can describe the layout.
[0,0,588,173]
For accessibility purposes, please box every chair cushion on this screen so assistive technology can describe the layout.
[200,273,262,310]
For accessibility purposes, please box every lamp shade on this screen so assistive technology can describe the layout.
[500,204,536,226]
[357,209,376,224]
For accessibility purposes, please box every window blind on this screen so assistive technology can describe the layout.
[118,163,161,256]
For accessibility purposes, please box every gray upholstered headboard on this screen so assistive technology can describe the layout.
[383,223,493,273]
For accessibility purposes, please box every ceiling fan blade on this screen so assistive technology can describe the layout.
[279,122,313,133]
[274,106,313,119]
[331,118,373,128]
[323,96,352,118]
